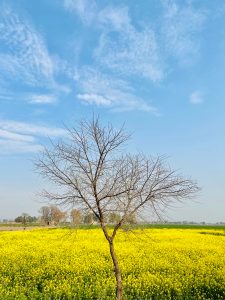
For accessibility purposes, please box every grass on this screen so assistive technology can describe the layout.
[1,222,225,231]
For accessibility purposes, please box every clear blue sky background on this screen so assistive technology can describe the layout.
[0,0,224,222]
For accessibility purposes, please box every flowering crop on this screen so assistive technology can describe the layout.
[0,228,225,299]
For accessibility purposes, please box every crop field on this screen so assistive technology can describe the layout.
[0,227,225,299]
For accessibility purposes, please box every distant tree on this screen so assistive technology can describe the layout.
[108,212,121,224]
[50,205,66,225]
[70,209,82,225]
[15,215,37,223]
[27,216,38,223]
[39,205,66,225]
[22,213,29,228]
[36,117,199,300]
[124,213,136,225]
[15,216,23,223]
[83,212,98,224]
[39,206,51,225]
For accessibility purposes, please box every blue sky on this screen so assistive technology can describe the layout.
[0,0,224,222]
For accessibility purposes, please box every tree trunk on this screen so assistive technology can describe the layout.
[109,241,123,300]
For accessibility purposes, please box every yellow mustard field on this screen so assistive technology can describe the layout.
[0,228,225,299]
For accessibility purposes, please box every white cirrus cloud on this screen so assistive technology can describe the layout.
[28,94,56,104]
[0,120,67,154]
[77,94,112,106]
[63,1,162,111]
[95,5,164,82]
[63,1,164,82]
[63,0,97,25]
[63,1,207,113]
[189,91,204,104]
[98,5,131,31]
[75,67,157,113]
[161,0,206,64]
[0,6,54,86]
[0,120,66,138]
[0,4,71,105]
[95,26,164,82]
[0,139,42,154]
[0,129,35,142]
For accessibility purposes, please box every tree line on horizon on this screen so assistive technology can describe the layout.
[13,205,137,226]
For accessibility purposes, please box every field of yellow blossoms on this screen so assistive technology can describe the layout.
[0,227,225,299]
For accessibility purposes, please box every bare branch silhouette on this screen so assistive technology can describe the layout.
[35,116,199,300]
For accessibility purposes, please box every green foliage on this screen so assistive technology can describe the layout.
[14,215,37,223]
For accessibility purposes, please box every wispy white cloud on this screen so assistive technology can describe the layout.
[161,0,206,64]
[62,2,162,112]
[98,5,131,31]
[189,91,204,104]
[0,129,35,142]
[0,120,66,137]
[77,94,112,106]
[0,5,71,107]
[63,1,207,113]
[0,119,67,154]
[96,5,164,82]
[95,26,164,82]
[64,0,207,70]
[0,6,54,86]
[63,1,164,82]
[28,94,56,104]
[75,67,157,113]
[0,139,42,154]
[63,0,97,25]
[0,128,39,154]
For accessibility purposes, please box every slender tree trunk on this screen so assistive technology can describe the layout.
[109,241,123,300]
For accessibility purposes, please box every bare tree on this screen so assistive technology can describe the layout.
[70,208,82,225]
[39,205,66,225]
[21,213,29,229]
[35,117,199,300]
[39,206,51,225]
[50,205,66,225]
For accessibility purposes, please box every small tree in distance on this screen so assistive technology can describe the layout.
[15,213,37,227]
[39,205,66,225]
[35,117,199,300]
[50,205,66,225]
[39,206,51,225]
[70,208,82,225]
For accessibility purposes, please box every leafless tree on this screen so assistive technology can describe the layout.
[70,208,82,225]
[50,205,66,225]
[39,206,51,225]
[39,205,66,225]
[35,117,199,300]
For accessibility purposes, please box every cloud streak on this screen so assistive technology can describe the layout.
[28,94,57,104]
[0,120,67,154]
[0,129,35,142]
[75,67,157,113]
[77,94,112,106]
[0,139,42,154]
[0,120,66,137]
